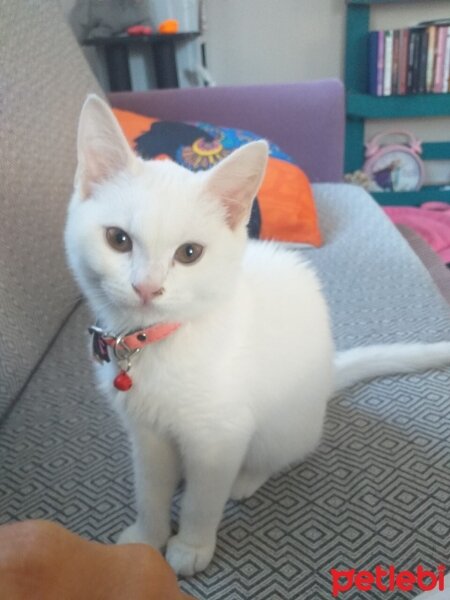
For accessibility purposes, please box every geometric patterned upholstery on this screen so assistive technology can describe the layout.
[0,0,102,415]
[1,185,449,599]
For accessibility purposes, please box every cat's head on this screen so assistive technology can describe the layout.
[64,95,268,328]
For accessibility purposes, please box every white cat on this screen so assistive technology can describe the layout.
[65,95,450,576]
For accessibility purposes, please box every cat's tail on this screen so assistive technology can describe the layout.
[333,342,450,394]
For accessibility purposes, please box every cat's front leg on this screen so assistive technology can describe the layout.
[166,437,248,575]
[118,426,180,550]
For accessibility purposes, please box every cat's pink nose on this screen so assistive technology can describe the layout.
[132,282,165,304]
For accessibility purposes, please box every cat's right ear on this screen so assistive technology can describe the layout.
[75,94,135,200]
[204,141,269,231]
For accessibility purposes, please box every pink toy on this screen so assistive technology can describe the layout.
[364,130,425,192]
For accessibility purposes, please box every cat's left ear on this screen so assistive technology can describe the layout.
[205,141,269,230]
[75,94,136,199]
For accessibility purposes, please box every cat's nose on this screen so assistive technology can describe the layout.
[132,282,165,304]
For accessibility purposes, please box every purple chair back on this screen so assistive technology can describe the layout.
[109,79,344,183]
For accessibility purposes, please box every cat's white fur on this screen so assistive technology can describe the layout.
[65,95,450,575]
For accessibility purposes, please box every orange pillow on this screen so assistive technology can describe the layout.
[112,108,322,246]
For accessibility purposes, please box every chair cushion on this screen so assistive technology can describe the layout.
[0,0,103,417]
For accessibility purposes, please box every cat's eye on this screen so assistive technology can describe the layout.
[174,243,204,265]
[105,227,132,253]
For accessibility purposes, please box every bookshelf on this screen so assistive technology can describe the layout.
[345,0,450,205]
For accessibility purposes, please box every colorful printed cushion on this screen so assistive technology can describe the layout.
[112,108,322,246]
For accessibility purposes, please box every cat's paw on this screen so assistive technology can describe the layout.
[165,535,215,575]
[116,521,169,549]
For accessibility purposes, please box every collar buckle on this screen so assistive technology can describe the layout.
[112,334,140,372]
[88,325,142,370]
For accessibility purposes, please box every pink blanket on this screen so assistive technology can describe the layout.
[384,202,450,264]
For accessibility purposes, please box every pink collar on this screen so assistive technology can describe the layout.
[88,321,181,392]
[104,322,181,352]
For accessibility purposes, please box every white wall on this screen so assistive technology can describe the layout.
[203,0,450,86]
[204,0,345,84]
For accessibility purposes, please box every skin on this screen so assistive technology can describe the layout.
[0,520,196,600]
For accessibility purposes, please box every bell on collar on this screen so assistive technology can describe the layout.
[114,370,133,391]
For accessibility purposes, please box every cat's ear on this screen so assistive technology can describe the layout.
[75,94,135,199]
[205,141,269,230]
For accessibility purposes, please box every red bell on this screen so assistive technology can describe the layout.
[114,370,133,391]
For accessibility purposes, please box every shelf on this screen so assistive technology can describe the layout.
[422,142,450,160]
[83,32,199,46]
[372,186,450,206]
[347,92,450,119]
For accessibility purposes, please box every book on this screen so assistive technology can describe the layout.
[398,28,409,95]
[434,26,447,93]
[384,30,393,95]
[377,30,384,96]
[426,26,436,93]
[407,29,420,93]
[418,28,429,94]
[443,26,450,93]
[367,23,450,96]
[392,29,400,94]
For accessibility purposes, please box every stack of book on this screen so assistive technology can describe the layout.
[368,20,450,96]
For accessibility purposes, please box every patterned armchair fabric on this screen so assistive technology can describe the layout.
[0,0,102,416]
